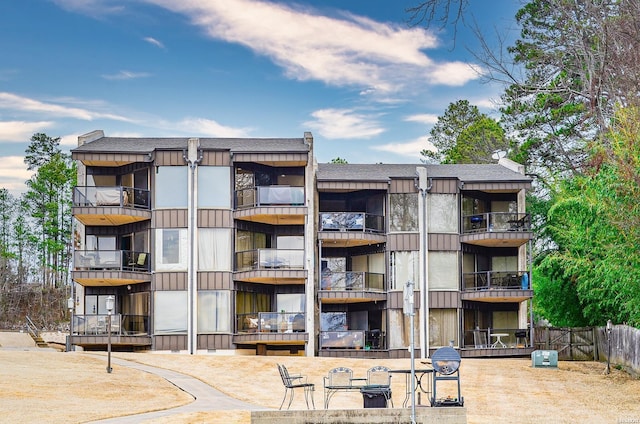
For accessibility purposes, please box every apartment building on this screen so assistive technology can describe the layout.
[69,130,533,358]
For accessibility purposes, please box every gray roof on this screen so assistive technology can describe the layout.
[317,163,531,183]
[71,136,310,154]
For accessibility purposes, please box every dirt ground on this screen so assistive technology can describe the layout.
[1,344,639,424]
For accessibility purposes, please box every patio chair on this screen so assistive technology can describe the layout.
[277,364,315,410]
[473,327,489,348]
[128,252,147,270]
[323,367,354,408]
[366,365,393,407]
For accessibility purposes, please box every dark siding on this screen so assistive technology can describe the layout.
[154,272,188,290]
[153,209,188,227]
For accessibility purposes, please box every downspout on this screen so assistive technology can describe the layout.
[184,138,202,355]
[416,167,431,359]
[304,132,316,356]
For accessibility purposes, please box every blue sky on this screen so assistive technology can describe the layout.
[0,0,522,194]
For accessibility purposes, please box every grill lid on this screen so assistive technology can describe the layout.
[431,346,461,375]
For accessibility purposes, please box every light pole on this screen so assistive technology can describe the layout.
[67,297,74,352]
[106,295,114,373]
[606,320,612,375]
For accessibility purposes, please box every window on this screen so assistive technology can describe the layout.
[320,312,347,331]
[276,293,305,313]
[198,228,232,271]
[155,229,188,271]
[428,251,459,290]
[155,166,187,208]
[197,291,230,333]
[428,194,458,233]
[429,308,457,347]
[390,251,419,291]
[154,291,187,334]
[198,166,231,208]
[389,193,418,231]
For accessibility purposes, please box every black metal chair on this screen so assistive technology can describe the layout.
[277,364,315,410]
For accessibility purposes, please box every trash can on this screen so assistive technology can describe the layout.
[361,386,391,408]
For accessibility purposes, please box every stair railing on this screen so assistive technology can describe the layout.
[25,316,39,339]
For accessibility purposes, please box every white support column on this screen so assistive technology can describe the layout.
[185,138,201,355]
[416,167,430,359]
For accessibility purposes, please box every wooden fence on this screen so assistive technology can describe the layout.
[533,326,597,361]
[534,325,640,376]
[596,324,640,376]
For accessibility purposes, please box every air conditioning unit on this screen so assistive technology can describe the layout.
[531,350,558,368]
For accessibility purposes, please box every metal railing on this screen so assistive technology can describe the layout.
[462,212,530,233]
[25,316,39,339]
[235,185,305,208]
[465,327,530,349]
[71,314,149,336]
[237,312,306,333]
[319,212,384,233]
[235,248,304,271]
[462,270,529,291]
[73,250,150,272]
[320,271,385,291]
[73,186,151,209]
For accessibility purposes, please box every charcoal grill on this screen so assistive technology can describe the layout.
[430,346,464,407]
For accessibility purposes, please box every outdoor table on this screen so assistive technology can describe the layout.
[491,333,509,348]
[389,368,434,407]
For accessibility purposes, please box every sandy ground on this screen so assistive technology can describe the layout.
[1,333,639,424]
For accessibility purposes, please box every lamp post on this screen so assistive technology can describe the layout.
[606,320,612,375]
[106,295,114,373]
[67,297,74,352]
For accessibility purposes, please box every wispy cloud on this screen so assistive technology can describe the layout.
[404,113,439,125]
[51,0,124,17]
[143,36,165,49]
[371,135,435,160]
[0,155,35,194]
[174,118,252,138]
[144,0,479,96]
[0,121,54,142]
[0,92,135,122]
[101,70,152,80]
[304,108,384,139]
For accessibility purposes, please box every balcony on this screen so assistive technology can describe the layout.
[69,313,151,348]
[318,212,385,248]
[460,327,534,358]
[234,249,307,285]
[73,186,151,226]
[234,186,306,225]
[72,250,151,287]
[319,271,386,303]
[233,312,308,347]
[461,271,532,303]
[461,212,532,247]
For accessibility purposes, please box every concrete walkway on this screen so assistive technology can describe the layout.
[87,355,266,424]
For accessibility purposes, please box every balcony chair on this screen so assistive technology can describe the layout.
[473,327,489,348]
[128,252,147,270]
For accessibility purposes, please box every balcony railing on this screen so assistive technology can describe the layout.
[320,330,366,349]
[73,186,151,209]
[235,185,305,208]
[462,271,530,291]
[320,271,385,291]
[74,250,150,272]
[71,314,149,336]
[462,212,530,233]
[464,327,530,349]
[235,248,304,271]
[319,212,384,233]
[237,312,306,333]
